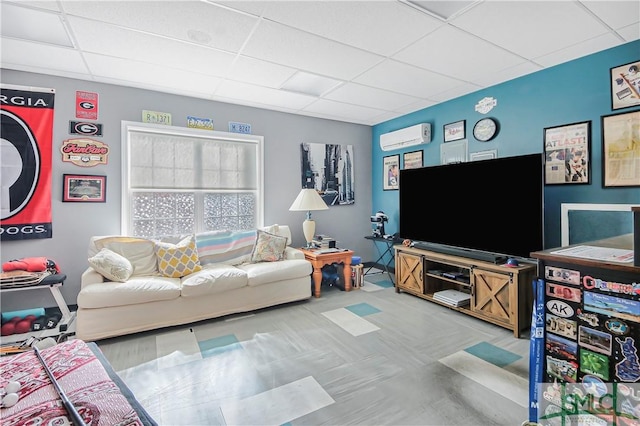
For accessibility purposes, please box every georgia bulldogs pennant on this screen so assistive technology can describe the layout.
[0,84,55,241]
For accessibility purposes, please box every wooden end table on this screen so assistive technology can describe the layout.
[300,248,354,298]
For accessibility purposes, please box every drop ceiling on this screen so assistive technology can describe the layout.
[1,0,638,126]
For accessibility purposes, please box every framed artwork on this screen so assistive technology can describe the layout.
[383,154,400,190]
[299,143,355,205]
[63,174,106,202]
[443,120,465,142]
[403,150,423,169]
[610,60,640,110]
[602,110,640,187]
[543,121,591,185]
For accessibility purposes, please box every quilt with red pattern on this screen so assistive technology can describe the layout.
[1,339,152,425]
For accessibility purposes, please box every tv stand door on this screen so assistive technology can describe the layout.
[396,251,423,294]
[471,268,514,326]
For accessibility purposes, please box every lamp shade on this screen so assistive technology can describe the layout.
[288,189,329,212]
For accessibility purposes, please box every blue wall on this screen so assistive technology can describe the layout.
[372,40,640,252]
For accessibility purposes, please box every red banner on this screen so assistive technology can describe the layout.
[1,85,55,240]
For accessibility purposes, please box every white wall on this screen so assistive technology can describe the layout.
[0,69,374,311]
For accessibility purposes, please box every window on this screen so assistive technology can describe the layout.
[122,122,263,238]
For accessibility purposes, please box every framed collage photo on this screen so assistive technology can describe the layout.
[602,110,640,187]
[543,121,591,185]
[444,120,465,142]
[63,174,107,202]
[610,60,640,110]
[403,150,423,170]
[383,154,400,190]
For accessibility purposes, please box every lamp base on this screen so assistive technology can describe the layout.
[303,218,315,248]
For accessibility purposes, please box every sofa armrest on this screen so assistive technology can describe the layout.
[81,267,106,289]
[284,247,305,260]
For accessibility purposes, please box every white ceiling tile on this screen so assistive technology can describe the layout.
[61,0,256,53]
[325,83,420,111]
[393,25,524,81]
[303,99,389,124]
[5,1,62,12]
[451,1,610,58]
[229,55,297,88]
[84,53,221,95]
[246,1,443,56]
[471,61,542,88]
[393,99,437,115]
[618,23,640,42]
[429,82,484,103]
[355,59,465,98]
[0,38,87,73]
[68,16,236,77]
[215,80,316,110]
[533,33,626,68]
[582,1,640,30]
[242,20,384,80]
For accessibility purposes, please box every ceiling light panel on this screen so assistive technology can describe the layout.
[280,71,342,97]
[407,1,476,20]
[1,3,73,47]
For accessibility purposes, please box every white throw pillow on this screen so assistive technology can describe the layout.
[94,236,158,276]
[88,248,134,282]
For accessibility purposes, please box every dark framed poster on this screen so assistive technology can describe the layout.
[602,110,640,187]
[543,121,591,185]
[383,154,400,190]
[610,60,640,110]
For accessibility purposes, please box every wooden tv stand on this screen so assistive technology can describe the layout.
[395,246,537,337]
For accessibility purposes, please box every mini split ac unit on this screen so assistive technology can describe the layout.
[380,123,432,151]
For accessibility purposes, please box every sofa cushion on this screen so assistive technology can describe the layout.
[77,276,181,309]
[155,235,202,278]
[180,264,248,298]
[94,236,158,276]
[239,259,312,287]
[196,229,257,266]
[88,248,134,282]
[250,230,287,263]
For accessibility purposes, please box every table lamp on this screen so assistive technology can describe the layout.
[289,188,329,248]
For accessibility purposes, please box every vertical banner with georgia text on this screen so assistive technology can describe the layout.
[0,84,55,241]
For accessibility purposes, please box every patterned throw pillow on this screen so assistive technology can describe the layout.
[155,235,202,278]
[250,230,287,263]
[88,248,134,282]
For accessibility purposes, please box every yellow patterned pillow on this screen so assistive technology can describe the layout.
[155,235,202,278]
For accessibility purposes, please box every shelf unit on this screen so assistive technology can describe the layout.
[395,246,537,337]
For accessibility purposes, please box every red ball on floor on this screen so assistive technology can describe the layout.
[14,319,33,334]
[1,322,16,336]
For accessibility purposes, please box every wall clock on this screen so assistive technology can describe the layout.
[473,118,498,142]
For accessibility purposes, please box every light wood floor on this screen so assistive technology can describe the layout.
[96,272,532,425]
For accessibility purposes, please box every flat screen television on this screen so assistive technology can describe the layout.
[399,153,544,260]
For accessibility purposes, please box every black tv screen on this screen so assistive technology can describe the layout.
[399,153,544,259]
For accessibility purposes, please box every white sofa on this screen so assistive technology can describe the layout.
[76,225,312,341]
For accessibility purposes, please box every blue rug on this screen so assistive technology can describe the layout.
[464,341,521,367]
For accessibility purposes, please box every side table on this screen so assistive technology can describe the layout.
[300,248,354,298]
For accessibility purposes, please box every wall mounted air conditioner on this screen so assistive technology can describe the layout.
[380,123,431,151]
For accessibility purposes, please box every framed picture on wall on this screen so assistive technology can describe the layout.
[383,154,400,190]
[63,174,107,202]
[443,120,465,142]
[543,121,591,185]
[403,150,423,169]
[610,60,640,110]
[602,110,640,187]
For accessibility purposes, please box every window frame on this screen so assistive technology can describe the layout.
[121,121,264,236]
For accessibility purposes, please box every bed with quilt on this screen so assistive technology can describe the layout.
[0,339,156,425]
